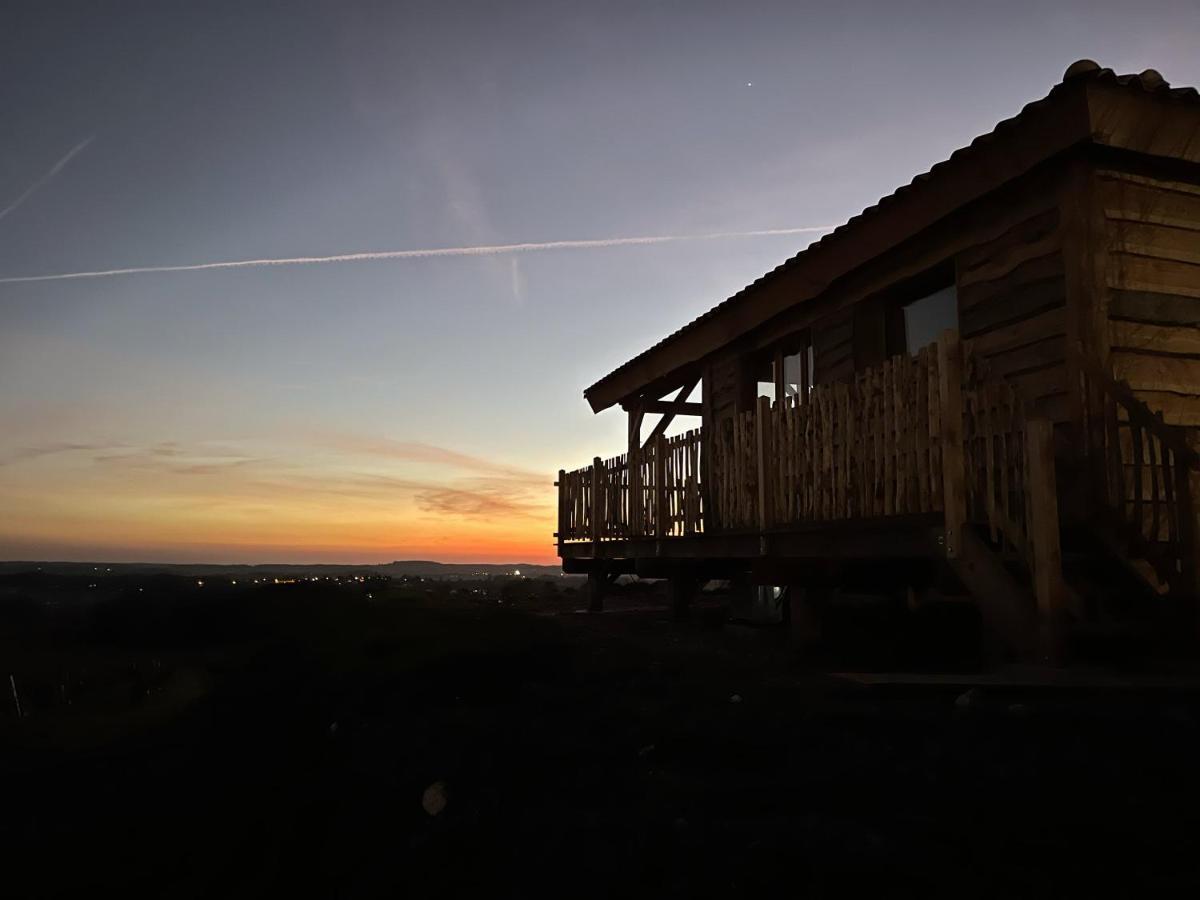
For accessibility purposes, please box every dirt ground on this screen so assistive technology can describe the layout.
[4,582,1200,898]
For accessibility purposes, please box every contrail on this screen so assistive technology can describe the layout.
[0,136,94,225]
[0,225,835,285]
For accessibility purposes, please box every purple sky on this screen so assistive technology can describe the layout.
[1,0,1197,563]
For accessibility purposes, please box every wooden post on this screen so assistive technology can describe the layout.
[800,340,810,405]
[556,468,565,549]
[937,330,967,558]
[787,585,823,646]
[669,574,697,620]
[756,395,772,533]
[629,448,642,537]
[1026,418,1065,662]
[591,457,603,547]
[654,434,667,539]
[586,569,606,613]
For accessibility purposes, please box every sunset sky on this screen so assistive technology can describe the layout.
[2,1,1197,565]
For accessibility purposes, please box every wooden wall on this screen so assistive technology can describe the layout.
[796,194,1071,417]
[957,207,1070,422]
[1100,170,1200,425]
[702,352,745,429]
[697,158,1200,437]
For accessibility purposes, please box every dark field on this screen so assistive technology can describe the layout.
[3,573,1200,898]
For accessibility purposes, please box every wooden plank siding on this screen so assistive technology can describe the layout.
[957,206,1070,423]
[702,353,742,430]
[1100,170,1200,426]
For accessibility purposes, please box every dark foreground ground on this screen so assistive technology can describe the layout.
[3,574,1200,898]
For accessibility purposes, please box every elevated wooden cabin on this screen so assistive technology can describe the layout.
[556,61,1200,656]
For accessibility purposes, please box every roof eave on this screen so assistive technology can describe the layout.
[583,79,1097,414]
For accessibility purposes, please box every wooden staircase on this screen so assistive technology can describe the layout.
[1070,356,1200,647]
[940,342,1200,660]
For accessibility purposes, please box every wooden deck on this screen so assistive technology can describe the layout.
[558,331,1055,585]
[559,514,947,575]
[557,328,1200,654]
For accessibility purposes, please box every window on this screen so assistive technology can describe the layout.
[755,357,775,401]
[781,345,813,399]
[901,285,957,355]
[754,335,813,404]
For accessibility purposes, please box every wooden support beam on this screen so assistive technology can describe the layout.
[654,434,667,539]
[800,340,810,405]
[627,407,644,451]
[586,569,606,613]
[950,529,1037,660]
[1025,418,1065,662]
[640,400,704,416]
[556,468,565,551]
[628,408,644,537]
[591,457,603,547]
[937,330,966,558]
[668,574,698,620]
[756,395,772,532]
[643,376,700,450]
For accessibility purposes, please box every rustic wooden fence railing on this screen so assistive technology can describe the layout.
[1079,354,1200,595]
[558,430,705,543]
[557,464,593,543]
[556,331,1066,609]
[709,342,946,530]
[961,350,1048,580]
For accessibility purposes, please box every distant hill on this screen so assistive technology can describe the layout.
[0,559,564,579]
[378,560,562,578]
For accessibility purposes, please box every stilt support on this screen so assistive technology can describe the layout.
[586,570,607,613]
[669,575,697,620]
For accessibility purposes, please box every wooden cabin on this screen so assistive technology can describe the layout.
[556,61,1200,657]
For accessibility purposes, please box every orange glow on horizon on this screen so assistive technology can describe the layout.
[0,435,563,566]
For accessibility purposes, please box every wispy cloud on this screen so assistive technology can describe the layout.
[0,441,105,465]
[0,225,835,285]
[0,439,270,474]
[0,136,94,225]
[2,434,550,522]
[414,484,544,518]
[311,433,547,483]
[280,471,548,519]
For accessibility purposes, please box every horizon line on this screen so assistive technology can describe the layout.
[0,557,563,568]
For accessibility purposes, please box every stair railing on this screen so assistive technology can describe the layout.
[954,333,1064,625]
[1078,352,1200,597]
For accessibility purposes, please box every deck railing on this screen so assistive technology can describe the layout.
[963,352,1036,567]
[709,343,946,530]
[556,331,1061,590]
[558,429,704,542]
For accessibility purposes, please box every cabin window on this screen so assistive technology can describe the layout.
[755,336,813,403]
[901,285,958,355]
[780,345,813,399]
[755,359,775,401]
